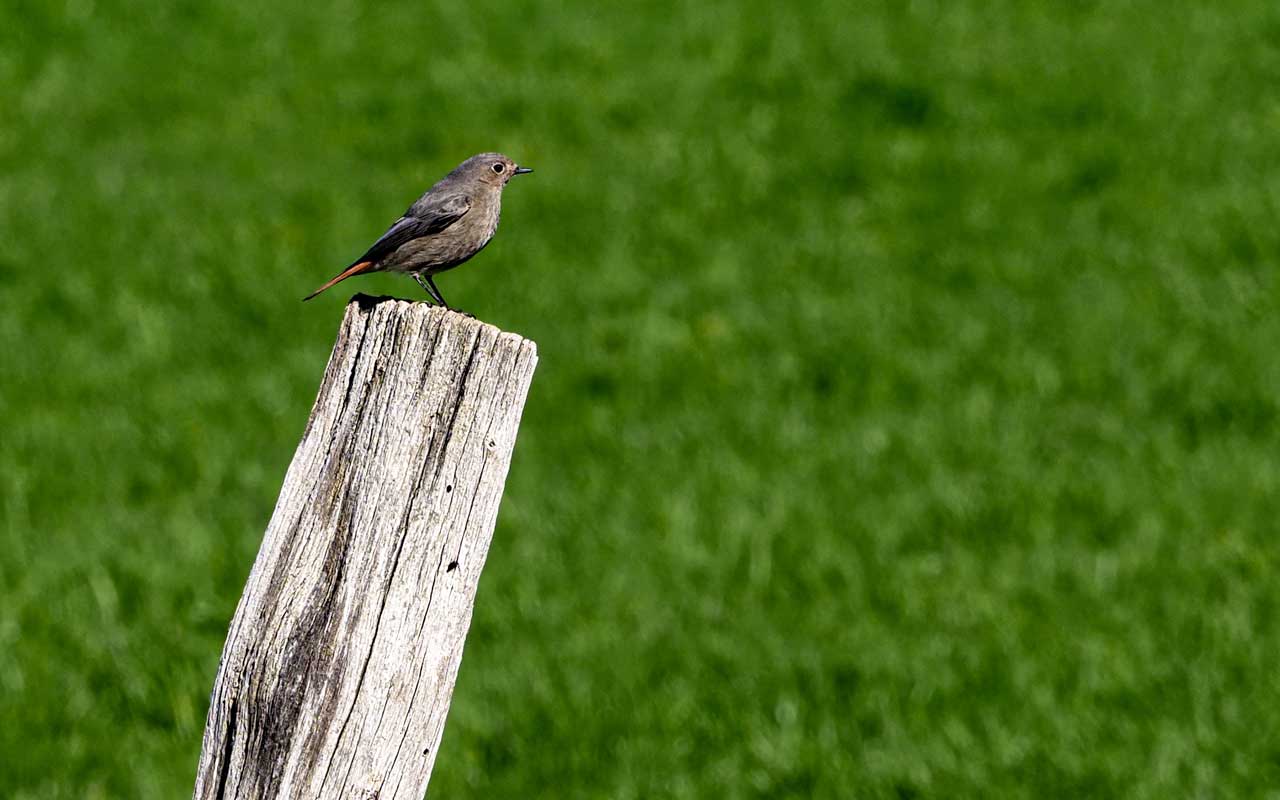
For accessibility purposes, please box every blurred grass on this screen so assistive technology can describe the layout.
[2,0,1280,797]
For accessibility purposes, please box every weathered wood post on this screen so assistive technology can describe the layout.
[192,295,537,800]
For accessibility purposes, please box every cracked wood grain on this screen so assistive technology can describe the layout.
[192,295,538,800]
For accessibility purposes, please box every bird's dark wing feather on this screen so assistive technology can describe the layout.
[350,193,471,267]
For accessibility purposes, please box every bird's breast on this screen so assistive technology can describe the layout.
[390,197,503,274]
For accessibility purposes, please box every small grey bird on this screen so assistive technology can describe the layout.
[304,152,532,305]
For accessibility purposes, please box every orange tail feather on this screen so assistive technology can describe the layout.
[302,261,376,301]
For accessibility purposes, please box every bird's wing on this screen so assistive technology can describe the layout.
[350,193,472,267]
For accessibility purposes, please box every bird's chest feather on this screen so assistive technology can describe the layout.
[453,195,501,246]
[391,193,502,271]
[477,199,501,240]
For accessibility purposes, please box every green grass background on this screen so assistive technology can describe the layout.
[3,1,1279,797]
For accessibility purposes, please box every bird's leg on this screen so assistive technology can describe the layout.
[425,276,450,308]
[412,273,472,316]
[426,276,473,317]
[412,273,442,306]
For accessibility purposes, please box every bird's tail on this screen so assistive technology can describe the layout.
[302,261,377,301]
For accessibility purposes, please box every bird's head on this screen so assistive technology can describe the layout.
[455,152,533,188]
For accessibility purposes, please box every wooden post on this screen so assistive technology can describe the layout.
[192,295,538,800]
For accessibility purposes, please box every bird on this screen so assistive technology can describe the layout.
[304,152,532,306]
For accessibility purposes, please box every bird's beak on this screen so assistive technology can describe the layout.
[514,166,533,175]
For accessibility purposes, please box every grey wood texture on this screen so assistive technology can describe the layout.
[192,295,538,800]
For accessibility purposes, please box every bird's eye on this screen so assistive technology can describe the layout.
[492,163,505,174]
